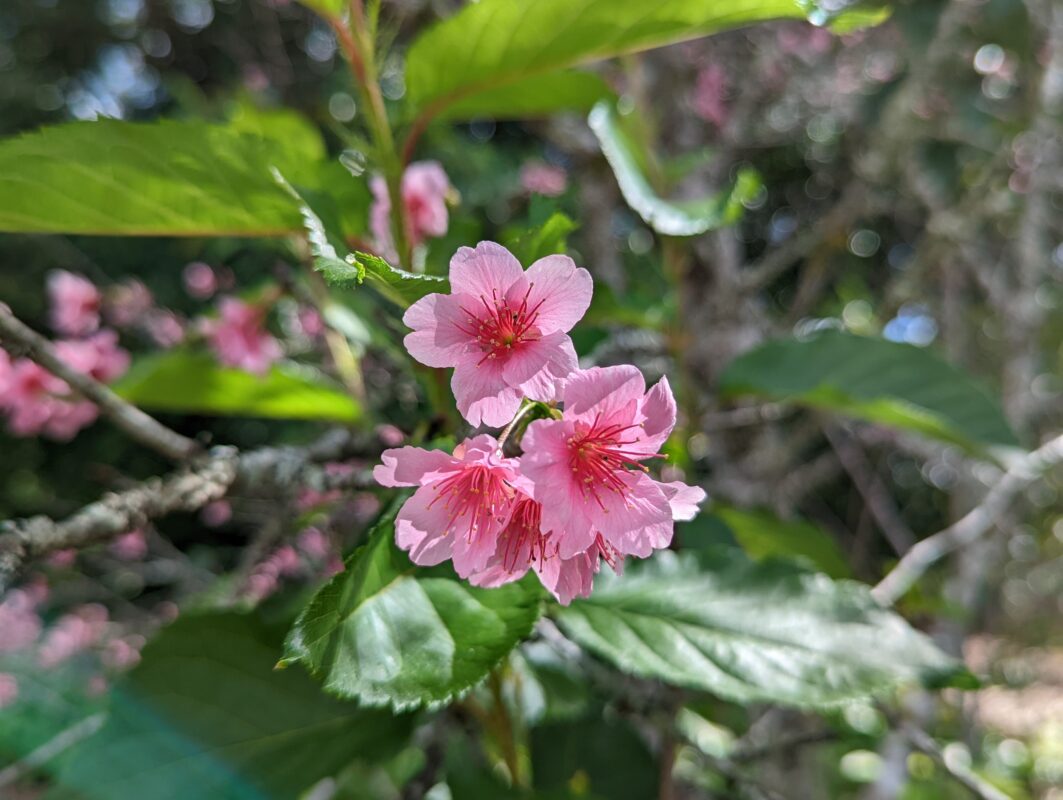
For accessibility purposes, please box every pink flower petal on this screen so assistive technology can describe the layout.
[452,359,524,428]
[501,331,577,403]
[562,365,646,424]
[394,485,457,567]
[402,292,476,368]
[659,480,707,521]
[374,446,457,487]
[521,255,593,334]
[449,242,524,300]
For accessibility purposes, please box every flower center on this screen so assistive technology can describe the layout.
[567,414,649,508]
[428,465,513,541]
[498,496,554,571]
[459,286,545,364]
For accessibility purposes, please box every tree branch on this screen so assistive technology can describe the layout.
[872,432,1063,605]
[0,429,376,593]
[901,724,1012,800]
[0,305,199,461]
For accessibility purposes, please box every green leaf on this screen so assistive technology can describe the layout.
[114,351,360,423]
[589,101,759,236]
[719,331,1019,453]
[437,71,614,122]
[406,0,818,123]
[553,550,965,709]
[507,212,579,264]
[283,497,543,711]
[295,0,346,20]
[0,119,312,236]
[52,613,411,800]
[351,251,449,308]
[694,506,851,578]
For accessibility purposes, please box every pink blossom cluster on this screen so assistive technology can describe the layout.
[203,296,282,375]
[375,242,705,603]
[370,161,452,262]
[520,161,568,197]
[0,271,130,440]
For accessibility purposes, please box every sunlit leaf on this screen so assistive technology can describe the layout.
[589,101,759,236]
[114,351,360,423]
[282,497,543,711]
[553,550,967,709]
[719,331,1019,453]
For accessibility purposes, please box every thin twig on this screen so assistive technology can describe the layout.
[824,425,917,556]
[901,724,1012,800]
[0,306,199,461]
[0,429,375,593]
[0,713,105,788]
[873,432,1063,605]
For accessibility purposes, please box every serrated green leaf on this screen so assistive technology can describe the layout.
[352,250,449,308]
[51,613,411,800]
[114,350,360,422]
[589,101,759,236]
[283,497,543,711]
[0,120,307,236]
[553,550,965,709]
[719,331,1019,454]
[407,0,809,123]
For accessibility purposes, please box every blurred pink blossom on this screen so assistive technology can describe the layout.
[55,330,131,384]
[110,529,148,561]
[201,499,232,527]
[101,635,144,671]
[183,262,218,300]
[520,161,568,197]
[47,549,77,568]
[106,280,153,328]
[205,297,282,375]
[370,161,451,261]
[38,604,109,668]
[0,587,43,653]
[376,424,405,448]
[0,673,18,709]
[296,487,342,511]
[297,307,324,338]
[48,270,101,337]
[692,64,729,128]
[145,310,186,348]
[297,527,332,561]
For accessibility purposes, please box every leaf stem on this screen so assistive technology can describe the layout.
[487,667,524,788]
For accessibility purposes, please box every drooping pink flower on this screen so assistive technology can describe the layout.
[470,493,624,604]
[521,365,706,560]
[691,64,729,129]
[403,242,592,427]
[297,527,332,561]
[370,161,451,261]
[105,280,153,328]
[200,499,232,527]
[101,635,144,671]
[374,435,523,577]
[48,270,101,337]
[183,262,218,300]
[520,161,568,197]
[204,297,282,375]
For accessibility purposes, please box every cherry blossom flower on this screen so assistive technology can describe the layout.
[145,309,186,348]
[183,261,218,299]
[110,529,148,561]
[403,242,592,427]
[1,331,129,440]
[521,365,706,560]
[204,297,282,375]
[520,161,568,197]
[200,499,232,527]
[370,161,451,262]
[374,434,524,577]
[48,270,101,337]
[38,604,109,668]
[470,493,624,604]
